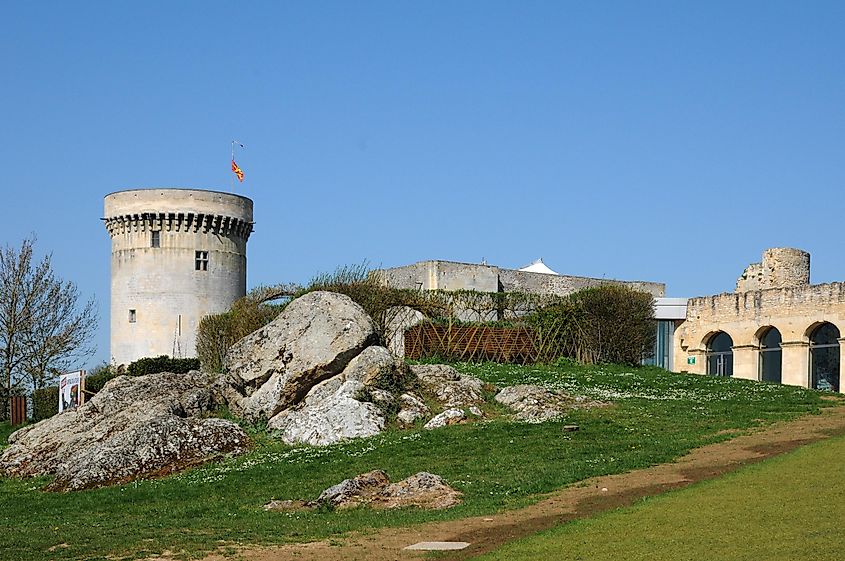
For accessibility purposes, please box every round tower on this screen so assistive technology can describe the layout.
[103,188,254,365]
[761,247,810,289]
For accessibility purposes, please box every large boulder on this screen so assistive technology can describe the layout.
[0,371,248,491]
[267,378,385,446]
[225,291,378,422]
[410,364,487,407]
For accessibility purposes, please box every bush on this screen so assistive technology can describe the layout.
[528,284,656,366]
[32,386,58,421]
[196,297,283,373]
[127,356,200,377]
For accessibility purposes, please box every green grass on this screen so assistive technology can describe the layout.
[476,431,845,561]
[0,363,837,561]
[0,421,27,446]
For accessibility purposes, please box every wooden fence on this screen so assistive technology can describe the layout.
[10,395,27,426]
[404,323,539,364]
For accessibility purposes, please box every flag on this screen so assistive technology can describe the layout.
[231,159,244,182]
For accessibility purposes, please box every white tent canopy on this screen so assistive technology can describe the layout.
[518,258,559,275]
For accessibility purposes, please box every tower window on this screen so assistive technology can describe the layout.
[195,250,209,271]
[129,309,137,323]
[151,231,160,248]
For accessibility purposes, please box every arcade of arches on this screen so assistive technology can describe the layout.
[677,284,845,392]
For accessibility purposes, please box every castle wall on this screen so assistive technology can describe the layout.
[104,189,253,365]
[380,260,665,298]
[675,282,845,388]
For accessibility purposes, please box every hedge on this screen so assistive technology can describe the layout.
[126,356,200,377]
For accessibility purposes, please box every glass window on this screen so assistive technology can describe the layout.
[129,309,136,323]
[195,250,208,271]
[151,231,160,248]
[759,327,782,383]
[810,323,840,392]
[706,332,733,377]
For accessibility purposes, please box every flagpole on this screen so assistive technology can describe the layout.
[231,141,235,192]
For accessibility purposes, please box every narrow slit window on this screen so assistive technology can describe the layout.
[151,231,160,248]
[129,309,137,323]
[195,250,209,271]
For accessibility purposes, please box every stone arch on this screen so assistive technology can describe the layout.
[756,326,782,384]
[705,331,733,377]
[808,322,840,392]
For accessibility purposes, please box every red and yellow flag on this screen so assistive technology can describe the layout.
[231,159,244,182]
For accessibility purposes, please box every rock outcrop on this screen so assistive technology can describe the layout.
[396,392,430,426]
[424,408,467,429]
[494,384,605,423]
[267,378,385,446]
[308,469,462,510]
[410,364,486,408]
[0,371,248,491]
[224,291,378,422]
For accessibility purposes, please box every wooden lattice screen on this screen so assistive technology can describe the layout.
[404,323,539,364]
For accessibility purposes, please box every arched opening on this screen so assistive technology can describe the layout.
[758,327,782,383]
[706,332,733,377]
[810,323,840,392]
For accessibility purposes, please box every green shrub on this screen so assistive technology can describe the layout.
[32,386,59,421]
[127,356,201,377]
[196,297,283,373]
[527,284,656,366]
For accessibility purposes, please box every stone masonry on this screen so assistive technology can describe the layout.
[380,260,665,298]
[675,248,845,390]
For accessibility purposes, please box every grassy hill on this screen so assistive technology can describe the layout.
[0,362,837,561]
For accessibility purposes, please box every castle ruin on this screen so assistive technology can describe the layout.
[676,248,844,392]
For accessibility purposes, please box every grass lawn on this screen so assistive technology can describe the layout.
[0,363,838,561]
[475,431,845,561]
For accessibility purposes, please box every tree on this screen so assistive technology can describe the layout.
[0,237,97,413]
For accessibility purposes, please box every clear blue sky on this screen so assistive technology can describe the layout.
[2,1,843,367]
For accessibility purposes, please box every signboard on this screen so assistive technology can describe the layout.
[687,356,696,365]
[58,371,84,413]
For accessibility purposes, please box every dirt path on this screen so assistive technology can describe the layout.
[198,405,845,561]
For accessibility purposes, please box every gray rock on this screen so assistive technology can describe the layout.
[424,408,466,430]
[384,306,426,358]
[225,291,378,422]
[0,371,248,491]
[396,392,430,426]
[378,471,462,510]
[316,469,391,508]
[267,379,385,446]
[468,405,483,417]
[410,364,487,407]
[341,345,397,385]
[311,470,461,510]
[495,384,598,423]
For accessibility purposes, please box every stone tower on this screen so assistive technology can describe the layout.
[735,247,810,292]
[103,188,254,365]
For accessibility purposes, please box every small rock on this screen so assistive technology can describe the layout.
[563,425,580,432]
[377,472,462,510]
[411,364,487,408]
[495,385,605,423]
[396,393,430,426]
[424,409,466,430]
[468,405,483,417]
[316,470,391,509]
[368,388,394,405]
[309,470,462,511]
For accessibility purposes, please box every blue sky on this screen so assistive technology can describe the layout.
[2,1,843,366]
